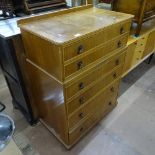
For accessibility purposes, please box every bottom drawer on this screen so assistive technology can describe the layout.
[69,80,119,144]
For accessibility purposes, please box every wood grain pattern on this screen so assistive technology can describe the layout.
[69,80,119,144]
[18,6,132,147]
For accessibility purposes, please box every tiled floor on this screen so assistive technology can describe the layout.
[0,56,155,155]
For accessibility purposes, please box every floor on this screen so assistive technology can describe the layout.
[0,56,155,155]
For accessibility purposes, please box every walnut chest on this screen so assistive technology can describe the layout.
[18,5,133,148]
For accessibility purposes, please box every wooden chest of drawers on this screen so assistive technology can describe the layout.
[18,5,133,147]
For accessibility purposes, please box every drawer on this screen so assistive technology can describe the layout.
[63,21,131,61]
[131,36,148,66]
[143,31,155,58]
[65,51,125,100]
[69,83,118,144]
[135,35,148,54]
[67,67,122,115]
[68,79,120,129]
[64,34,128,78]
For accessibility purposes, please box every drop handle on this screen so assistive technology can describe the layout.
[113,73,117,79]
[120,27,125,34]
[115,59,120,65]
[110,87,115,92]
[117,41,122,48]
[77,45,84,54]
[79,82,85,90]
[80,127,84,132]
[79,97,85,104]
[79,112,84,118]
[77,61,84,70]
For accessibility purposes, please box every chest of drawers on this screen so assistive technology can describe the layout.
[18,5,133,148]
[113,0,155,36]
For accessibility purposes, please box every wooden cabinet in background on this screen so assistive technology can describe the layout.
[113,0,155,36]
[18,5,133,147]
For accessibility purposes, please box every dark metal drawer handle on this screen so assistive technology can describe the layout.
[120,27,125,34]
[113,73,117,79]
[115,59,120,65]
[77,45,84,54]
[79,97,85,104]
[77,61,84,70]
[108,101,112,106]
[80,127,84,132]
[79,112,84,118]
[117,41,122,48]
[110,87,115,92]
[79,82,85,90]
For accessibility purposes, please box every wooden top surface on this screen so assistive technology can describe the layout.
[18,5,133,45]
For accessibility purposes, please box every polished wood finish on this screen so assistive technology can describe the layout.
[123,18,155,77]
[143,31,155,58]
[113,0,155,36]
[69,80,119,144]
[18,5,133,147]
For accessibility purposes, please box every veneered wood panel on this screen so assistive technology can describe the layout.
[26,61,69,144]
[21,30,63,81]
[143,30,155,58]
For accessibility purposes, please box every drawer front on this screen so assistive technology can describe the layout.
[68,77,120,129]
[63,22,131,61]
[64,34,128,78]
[143,31,155,58]
[69,82,118,144]
[65,51,125,100]
[131,35,148,66]
[67,67,122,115]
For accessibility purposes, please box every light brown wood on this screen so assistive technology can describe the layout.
[63,26,130,61]
[66,51,125,112]
[123,41,137,74]
[18,6,133,147]
[68,69,121,129]
[65,50,125,100]
[143,31,155,58]
[69,80,119,144]
[64,34,128,78]
[123,17,155,76]
[26,61,69,144]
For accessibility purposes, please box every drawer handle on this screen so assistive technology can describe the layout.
[77,45,84,54]
[110,87,115,92]
[120,27,125,34]
[113,73,117,79]
[115,59,120,65]
[79,97,85,104]
[117,41,122,48]
[79,112,84,119]
[77,61,84,70]
[79,82,85,90]
[108,101,112,106]
[80,127,84,132]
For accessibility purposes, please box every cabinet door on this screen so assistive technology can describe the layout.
[0,38,18,80]
[123,41,137,74]
[143,31,155,58]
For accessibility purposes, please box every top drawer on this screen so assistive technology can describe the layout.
[63,21,131,61]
